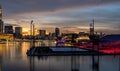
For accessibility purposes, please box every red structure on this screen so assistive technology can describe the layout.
[77,34,120,54]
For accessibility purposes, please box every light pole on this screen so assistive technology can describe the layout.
[33,23,35,47]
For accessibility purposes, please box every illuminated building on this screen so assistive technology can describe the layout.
[15,27,22,38]
[55,27,60,38]
[15,27,22,34]
[30,20,33,36]
[0,5,3,33]
[90,20,94,35]
[0,5,2,21]
[0,34,14,40]
[39,30,46,38]
[0,21,3,33]
[5,25,13,34]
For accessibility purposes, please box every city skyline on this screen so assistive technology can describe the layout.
[0,0,120,34]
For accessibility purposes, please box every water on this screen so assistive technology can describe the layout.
[0,41,120,71]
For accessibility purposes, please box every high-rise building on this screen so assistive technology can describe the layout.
[5,25,13,34]
[15,27,22,34]
[0,5,3,33]
[14,27,22,38]
[55,27,60,38]
[30,20,33,36]
[39,30,46,38]
[0,5,2,21]
[90,20,94,35]
[0,21,3,33]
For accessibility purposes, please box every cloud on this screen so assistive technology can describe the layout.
[0,0,120,34]
[4,23,20,26]
[1,0,120,15]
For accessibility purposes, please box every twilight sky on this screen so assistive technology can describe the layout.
[0,0,120,34]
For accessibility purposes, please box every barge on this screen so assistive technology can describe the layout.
[26,46,106,56]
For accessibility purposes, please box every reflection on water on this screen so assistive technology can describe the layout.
[0,41,120,71]
[92,56,99,71]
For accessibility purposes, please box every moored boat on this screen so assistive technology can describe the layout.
[26,46,106,56]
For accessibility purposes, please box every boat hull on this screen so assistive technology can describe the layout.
[26,46,106,56]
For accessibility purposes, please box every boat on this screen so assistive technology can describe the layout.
[26,46,106,56]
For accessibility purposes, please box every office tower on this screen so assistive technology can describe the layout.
[0,5,3,33]
[39,30,46,38]
[55,27,60,38]
[15,27,22,38]
[90,20,94,35]
[30,20,33,36]
[0,21,3,33]
[15,27,22,34]
[0,5,2,21]
[5,25,13,34]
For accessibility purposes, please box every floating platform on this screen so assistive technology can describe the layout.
[26,46,107,56]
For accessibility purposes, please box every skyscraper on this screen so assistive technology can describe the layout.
[0,5,2,21]
[15,27,22,34]
[90,20,94,35]
[55,27,60,38]
[5,25,13,34]
[39,30,46,39]
[15,27,22,38]
[0,5,3,33]
[30,20,33,36]
[0,21,3,33]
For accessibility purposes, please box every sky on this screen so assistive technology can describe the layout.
[0,0,120,34]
